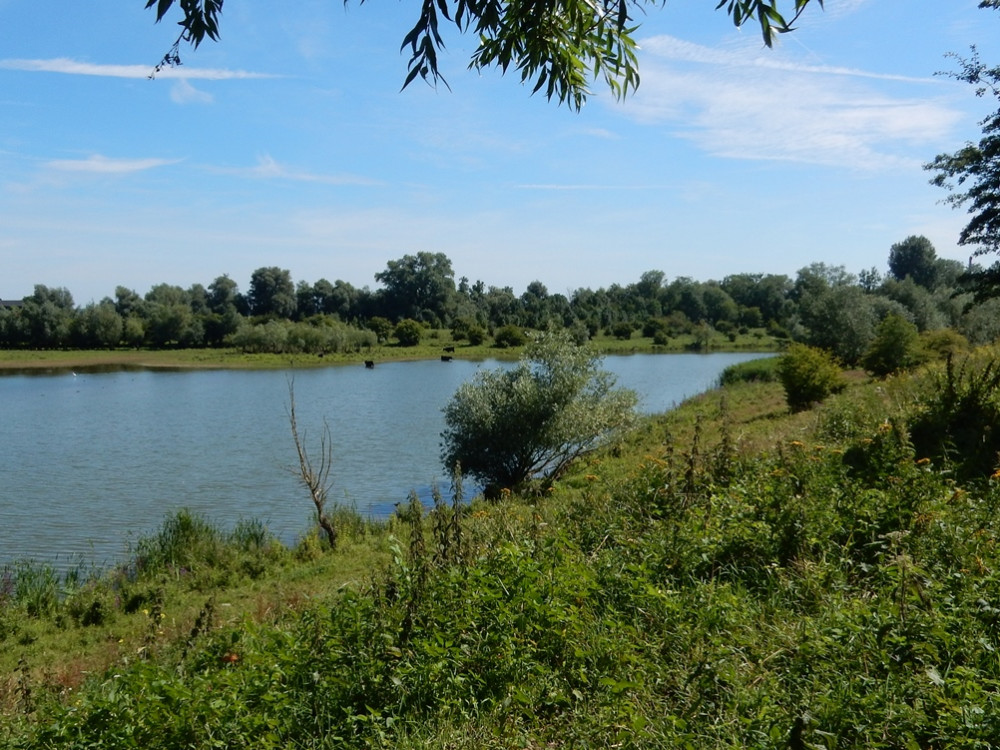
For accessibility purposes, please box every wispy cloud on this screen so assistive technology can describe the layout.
[45,155,181,174]
[0,58,276,80]
[641,35,939,84]
[216,155,382,186]
[170,79,214,105]
[516,183,668,191]
[616,35,961,170]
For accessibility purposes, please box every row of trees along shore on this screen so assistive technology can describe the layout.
[2,238,999,361]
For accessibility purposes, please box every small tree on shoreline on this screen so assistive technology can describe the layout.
[441,330,638,495]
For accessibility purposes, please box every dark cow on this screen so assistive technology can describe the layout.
[443,346,455,353]
[364,360,375,369]
[441,355,453,362]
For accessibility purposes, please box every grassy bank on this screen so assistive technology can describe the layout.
[8,346,995,748]
[0,328,778,372]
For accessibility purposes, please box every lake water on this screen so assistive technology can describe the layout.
[0,352,767,569]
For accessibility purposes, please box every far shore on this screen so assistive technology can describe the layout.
[0,336,778,373]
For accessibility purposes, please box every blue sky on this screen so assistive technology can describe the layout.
[1,0,996,304]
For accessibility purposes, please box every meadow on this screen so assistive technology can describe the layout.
[3,344,1000,748]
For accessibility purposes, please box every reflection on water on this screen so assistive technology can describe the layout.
[0,352,768,568]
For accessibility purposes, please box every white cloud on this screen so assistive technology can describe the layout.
[214,155,383,186]
[170,79,214,105]
[641,35,937,84]
[0,58,276,80]
[616,35,962,170]
[45,155,180,174]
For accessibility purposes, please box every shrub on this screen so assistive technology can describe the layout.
[367,316,394,343]
[393,318,423,347]
[862,313,920,377]
[918,328,968,362]
[493,324,527,348]
[718,356,779,386]
[909,351,1000,480]
[611,322,633,340]
[777,343,845,412]
[442,330,638,494]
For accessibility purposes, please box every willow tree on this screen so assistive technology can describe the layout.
[145,0,823,109]
[441,330,637,495]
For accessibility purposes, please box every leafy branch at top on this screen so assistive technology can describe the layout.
[143,0,823,109]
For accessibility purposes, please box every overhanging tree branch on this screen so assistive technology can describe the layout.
[144,0,823,109]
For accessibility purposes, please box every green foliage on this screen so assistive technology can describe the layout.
[393,318,423,347]
[918,328,968,362]
[366,315,393,343]
[450,316,487,345]
[492,324,527,348]
[888,235,940,289]
[718,356,779,386]
[147,0,821,111]
[228,318,376,355]
[442,330,638,492]
[376,252,456,327]
[777,342,845,411]
[909,351,1000,480]
[610,321,633,340]
[926,42,1000,275]
[863,313,920,376]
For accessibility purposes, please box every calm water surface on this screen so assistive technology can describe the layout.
[0,353,767,568]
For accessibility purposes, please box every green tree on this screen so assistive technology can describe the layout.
[926,28,1000,295]
[145,1,820,110]
[73,302,123,349]
[862,313,920,377]
[441,330,637,493]
[888,235,939,289]
[20,285,76,348]
[248,267,297,319]
[207,275,241,315]
[799,283,876,366]
[375,252,456,326]
[777,342,845,412]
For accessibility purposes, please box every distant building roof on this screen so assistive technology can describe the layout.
[1,299,24,308]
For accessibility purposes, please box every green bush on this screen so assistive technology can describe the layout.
[366,316,393,343]
[718,356,779,386]
[393,318,423,347]
[493,324,527,348]
[918,328,968,362]
[777,343,845,412]
[610,322,633,340]
[450,316,487,345]
[909,351,1000,480]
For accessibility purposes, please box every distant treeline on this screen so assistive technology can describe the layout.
[2,238,998,360]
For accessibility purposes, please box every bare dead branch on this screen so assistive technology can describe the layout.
[287,378,338,549]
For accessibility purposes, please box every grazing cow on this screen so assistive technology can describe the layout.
[441,355,453,362]
[364,360,375,369]
[443,346,455,353]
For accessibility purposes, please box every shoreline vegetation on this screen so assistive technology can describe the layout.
[6,341,1000,746]
[0,328,781,373]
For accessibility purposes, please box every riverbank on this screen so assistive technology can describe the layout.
[0,330,779,372]
[10,348,1000,747]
